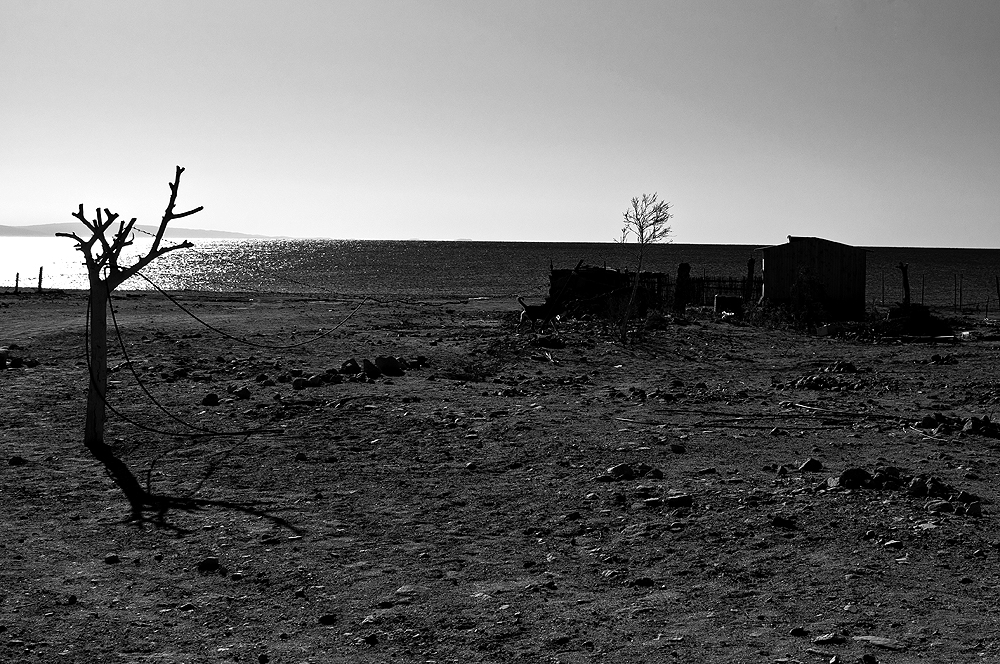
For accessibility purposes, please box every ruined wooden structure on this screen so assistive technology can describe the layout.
[759,236,867,320]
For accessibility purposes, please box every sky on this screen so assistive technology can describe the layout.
[1,1,998,247]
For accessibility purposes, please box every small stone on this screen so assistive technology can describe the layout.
[771,514,796,529]
[67,594,77,605]
[925,500,954,514]
[8,455,27,466]
[799,457,823,472]
[882,540,904,550]
[907,476,928,496]
[363,633,379,645]
[374,355,405,377]
[789,627,808,636]
[838,467,872,489]
[966,502,982,517]
[669,444,686,454]
[291,377,308,390]
[362,359,382,379]
[201,393,220,407]
[812,632,846,645]
[234,386,251,399]
[178,603,196,611]
[340,358,361,374]
[104,554,120,564]
[605,463,636,481]
[294,452,308,462]
[258,654,270,664]
[318,614,338,625]
[666,494,693,508]
[852,635,904,650]
[196,557,221,573]
[307,374,324,387]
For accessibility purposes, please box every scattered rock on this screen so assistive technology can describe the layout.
[291,377,308,390]
[799,457,823,472]
[8,455,27,466]
[669,443,686,454]
[771,514,797,530]
[925,500,954,514]
[201,393,220,407]
[196,557,221,573]
[812,632,846,645]
[882,540,904,550]
[340,358,361,374]
[374,355,405,376]
[853,635,905,650]
[362,359,382,379]
[318,614,338,625]
[666,494,694,508]
[103,554,120,564]
[838,467,872,489]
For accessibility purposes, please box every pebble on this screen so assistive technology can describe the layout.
[853,635,904,650]
[362,359,382,379]
[666,494,693,508]
[882,540,904,550]
[318,614,338,625]
[196,556,221,573]
[103,554,120,564]
[8,456,27,466]
[799,457,823,472]
[812,632,846,644]
[374,355,405,377]
[838,467,872,489]
[925,500,954,514]
[771,514,796,530]
[201,393,220,406]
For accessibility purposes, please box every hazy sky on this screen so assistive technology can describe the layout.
[2,1,998,246]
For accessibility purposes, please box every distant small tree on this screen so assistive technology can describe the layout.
[616,193,672,342]
[57,166,201,515]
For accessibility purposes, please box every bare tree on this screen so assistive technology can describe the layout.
[57,166,201,514]
[616,193,672,342]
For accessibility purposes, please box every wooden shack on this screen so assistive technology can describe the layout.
[759,236,866,320]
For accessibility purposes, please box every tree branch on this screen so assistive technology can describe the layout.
[151,166,202,252]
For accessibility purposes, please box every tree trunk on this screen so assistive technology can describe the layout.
[85,278,150,512]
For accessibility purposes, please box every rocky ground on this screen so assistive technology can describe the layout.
[2,289,1000,663]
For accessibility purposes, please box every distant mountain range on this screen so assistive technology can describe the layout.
[0,222,269,239]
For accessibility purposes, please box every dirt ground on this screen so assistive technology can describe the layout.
[2,289,1000,663]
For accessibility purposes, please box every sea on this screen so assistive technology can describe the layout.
[2,237,998,312]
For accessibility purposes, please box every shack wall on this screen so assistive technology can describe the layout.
[761,237,866,320]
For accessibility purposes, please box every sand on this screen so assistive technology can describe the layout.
[2,289,999,662]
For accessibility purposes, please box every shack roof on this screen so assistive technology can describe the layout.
[757,236,867,252]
